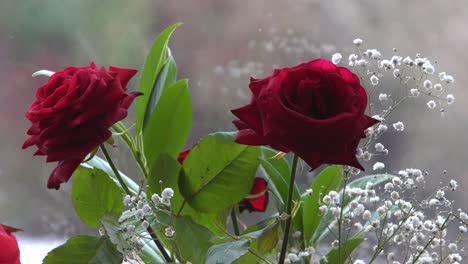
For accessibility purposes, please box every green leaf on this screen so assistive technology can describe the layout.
[175,216,215,264]
[347,174,396,189]
[83,156,139,195]
[143,79,192,169]
[179,132,261,213]
[143,50,178,127]
[312,173,396,244]
[147,153,181,198]
[136,23,181,134]
[72,167,124,228]
[43,235,122,264]
[241,214,278,234]
[111,122,137,155]
[303,166,343,245]
[206,240,250,264]
[322,238,364,264]
[243,221,279,254]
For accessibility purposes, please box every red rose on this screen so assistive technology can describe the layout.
[0,224,21,264]
[238,177,269,213]
[23,63,141,189]
[177,149,269,212]
[231,59,378,170]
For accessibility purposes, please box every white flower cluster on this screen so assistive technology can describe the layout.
[317,170,467,263]
[100,188,176,262]
[282,245,324,264]
[342,38,456,114]
[337,39,458,173]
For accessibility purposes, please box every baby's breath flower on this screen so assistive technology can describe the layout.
[164,226,175,237]
[446,94,455,104]
[393,68,401,78]
[423,62,435,74]
[410,88,420,97]
[151,194,162,205]
[449,180,458,190]
[378,93,389,102]
[380,60,394,70]
[287,253,300,262]
[373,162,385,171]
[353,38,363,46]
[393,121,404,131]
[370,75,379,86]
[331,53,342,65]
[443,74,455,83]
[427,100,437,109]
[434,83,443,91]
[135,209,144,220]
[377,124,388,133]
[161,188,174,199]
[423,80,432,89]
[375,143,385,152]
[331,240,339,249]
[403,56,414,66]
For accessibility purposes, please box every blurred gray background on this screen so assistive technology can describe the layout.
[1,0,467,245]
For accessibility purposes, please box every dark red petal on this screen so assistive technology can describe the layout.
[231,102,263,133]
[235,129,270,146]
[121,92,143,109]
[109,66,138,88]
[47,159,82,189]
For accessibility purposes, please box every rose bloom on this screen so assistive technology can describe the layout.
[231,59,378,170]
[178,149,269,212]
[23,63,141,189]
[0,224,21,264]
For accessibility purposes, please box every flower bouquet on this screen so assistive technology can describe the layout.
[13,23,467,264]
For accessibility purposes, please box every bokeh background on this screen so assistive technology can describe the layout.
[1,0,467,261]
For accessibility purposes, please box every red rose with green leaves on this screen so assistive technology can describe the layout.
[23,63,141,189]
[231,59,377,170]
[0,224,21,264]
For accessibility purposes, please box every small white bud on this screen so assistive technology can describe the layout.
[161,188,174,199]
[392,121,404,131]
[370,75,379,86]
[427,100,437,109]
[373,162,385,171]
[375,143,385,152]
[423,80,432,89]
[378,93,388,102]
[331,53,342,64]
[446,94,455,104]
[410,88,420,97]
[164,226,175,237]
[353,38,363,46]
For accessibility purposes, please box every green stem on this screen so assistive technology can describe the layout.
[338,175,350,264]
[100,145,131,195]
[278,154,299,264]
[100,144,173,263]
[231,206,240,236]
